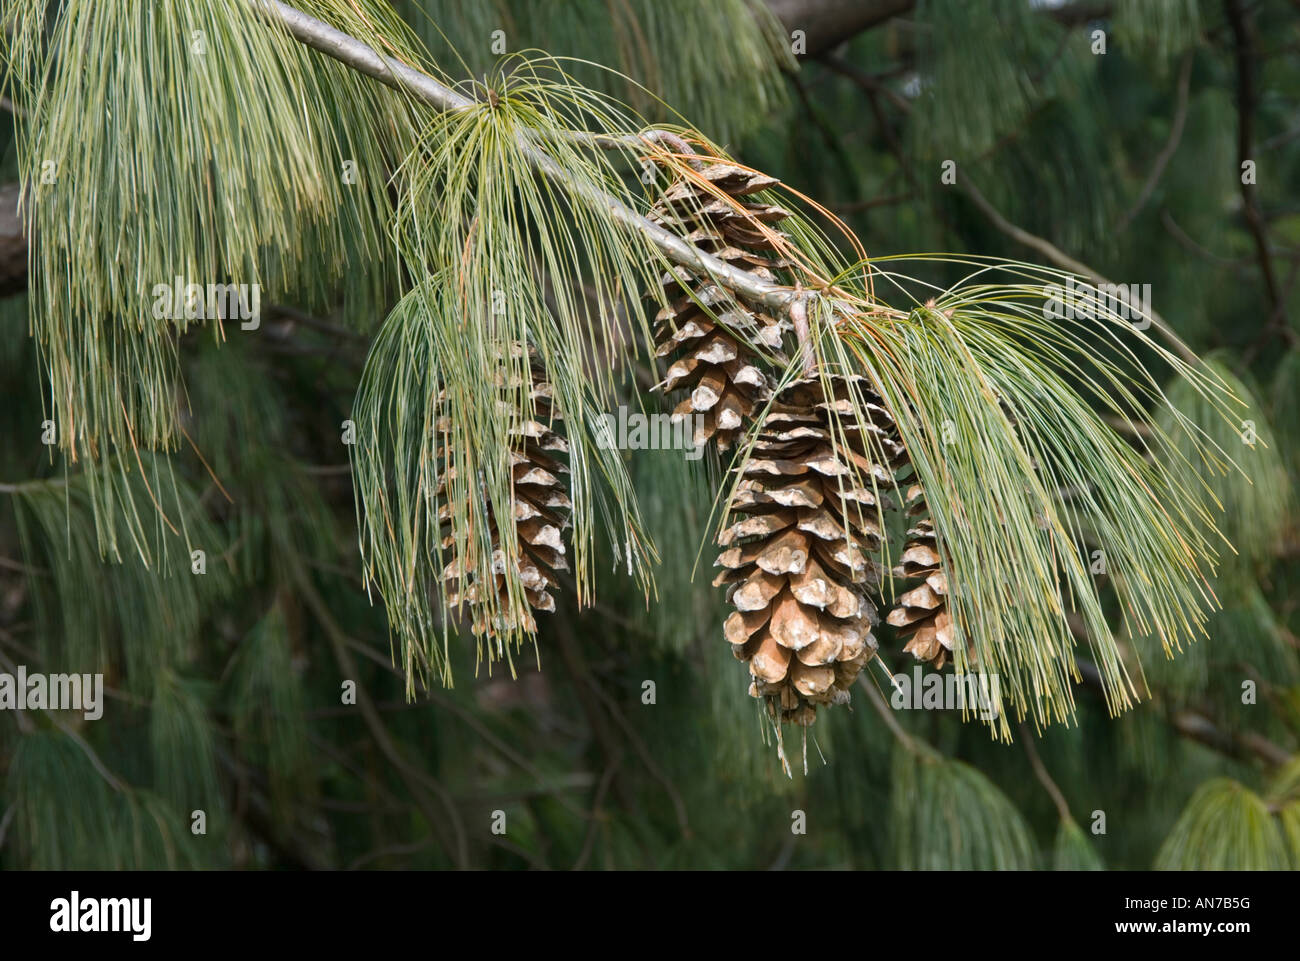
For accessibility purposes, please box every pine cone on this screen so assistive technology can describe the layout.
[885,402,1030,668]
[887,486,955,669]
[647,162,794,451]
[714,375,899,726]
[437,346,572,637]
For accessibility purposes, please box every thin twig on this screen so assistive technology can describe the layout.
[305,731,407,809]
[291,560,471,868]
[0,555,48,575]
[343,634,589,819]
[571,754,621,871]
[1160,209,1249,269]
[214,747,335,870]
[857,673,923,755]
[1069,629,1293,770]
[582,673,692,839]
[1116,53,1193,232]
[0,650,127,793]
[554,613,691,839]
[179,424,233,503]
[1225,0,1288,325]
[819,56,913,113]
[961,177,1200,365]
[1171,709,1292,768]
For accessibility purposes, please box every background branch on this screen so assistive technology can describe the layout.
[764,0,915,57]
[961,177,1200,364]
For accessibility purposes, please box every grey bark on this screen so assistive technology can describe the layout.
[764,0,914,56]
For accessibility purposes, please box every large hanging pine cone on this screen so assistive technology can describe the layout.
[886,486,955,668]
[647,162,794,451]
[714,374,905,726]
[437,346,572,637]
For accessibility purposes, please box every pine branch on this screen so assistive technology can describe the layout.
[1172,710,1293,768]
[1074,645,1294,773]
[959,176,1200,364]
[247,0,799,314]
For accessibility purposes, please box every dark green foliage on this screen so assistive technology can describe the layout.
[0,0,1297,871]
[1053,817,1104,871]
[890,745,1038,870]
[1155,778,1290,870]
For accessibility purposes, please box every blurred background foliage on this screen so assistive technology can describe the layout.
[1,0,1299,869]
